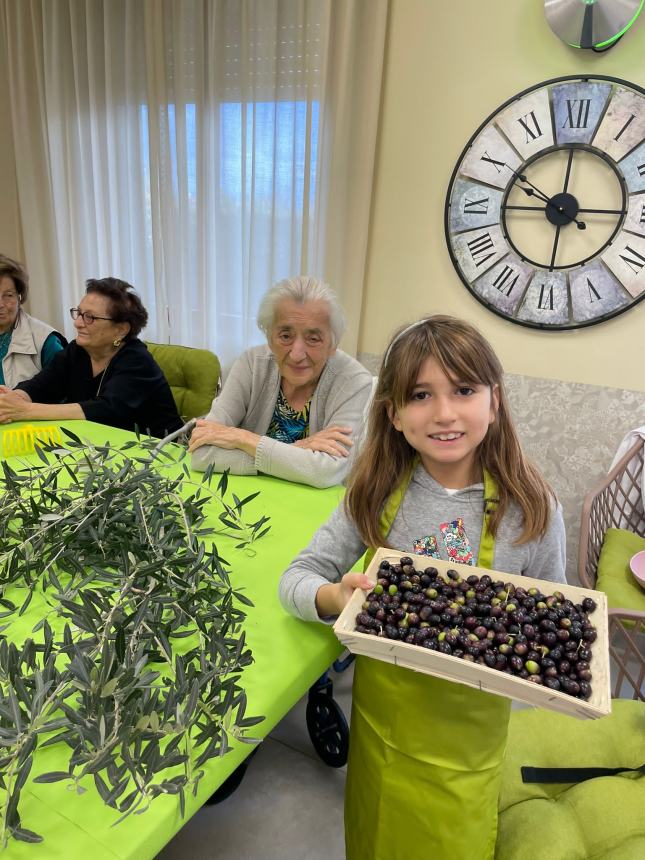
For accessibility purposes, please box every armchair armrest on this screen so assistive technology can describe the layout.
[578,440,645,589]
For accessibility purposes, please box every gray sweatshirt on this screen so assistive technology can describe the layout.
[191,344,373,488]
[279,462,567,622]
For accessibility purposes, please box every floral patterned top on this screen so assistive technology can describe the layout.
[266,388,310,443]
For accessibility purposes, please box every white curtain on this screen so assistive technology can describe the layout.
[0,0,388,368]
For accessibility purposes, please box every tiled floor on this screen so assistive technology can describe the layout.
[157,663,354,860]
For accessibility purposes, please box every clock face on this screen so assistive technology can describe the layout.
[445,75,645,330]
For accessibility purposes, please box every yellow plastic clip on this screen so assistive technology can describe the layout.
[1,424,63,457]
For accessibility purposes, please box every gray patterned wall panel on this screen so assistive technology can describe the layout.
[359,353,645,584]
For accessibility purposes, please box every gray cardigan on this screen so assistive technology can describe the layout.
[280,463,567,622]
[191,345,373,488]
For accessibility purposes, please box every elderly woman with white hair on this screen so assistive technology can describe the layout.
[189,276,373,488]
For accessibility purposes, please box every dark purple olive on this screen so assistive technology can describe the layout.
[561,678,580,696]
[578,681,593,699]
[509,655,524,672]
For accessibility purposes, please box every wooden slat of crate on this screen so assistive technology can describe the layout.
[333,548,610,720]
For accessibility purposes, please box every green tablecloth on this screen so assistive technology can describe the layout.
[1,421,345,858]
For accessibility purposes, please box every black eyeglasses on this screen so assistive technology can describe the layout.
[70,307,114,325]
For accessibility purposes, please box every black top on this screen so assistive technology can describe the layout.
[17,338,183,439]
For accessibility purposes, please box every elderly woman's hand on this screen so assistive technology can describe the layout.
[0,388,32,423]
[189,419,260,456]
[293,425,353,458]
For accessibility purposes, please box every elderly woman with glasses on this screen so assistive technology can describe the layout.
[0,254,67,386]
[0,277,182,438]
[189,276,374,488]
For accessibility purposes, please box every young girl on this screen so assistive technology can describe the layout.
[279,315,566,860]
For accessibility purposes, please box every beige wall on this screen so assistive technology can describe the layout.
[0,54,23,260]
[360,0,645,391]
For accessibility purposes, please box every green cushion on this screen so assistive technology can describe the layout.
[497,700,645,860]
[145,342,220,421]
[596,528,645,612]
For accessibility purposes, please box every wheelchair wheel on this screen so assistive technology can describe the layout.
[204,746,259,805]
[306,690,349,768]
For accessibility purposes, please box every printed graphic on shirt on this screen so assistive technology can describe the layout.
[440,518,475,565]
[413,535,440,558]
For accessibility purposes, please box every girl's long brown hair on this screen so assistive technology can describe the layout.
[345,315,555,549]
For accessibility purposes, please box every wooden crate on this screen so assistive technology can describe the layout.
[334,548,611,720]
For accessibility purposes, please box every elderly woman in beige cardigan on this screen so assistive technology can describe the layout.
[0,254,66,387]
[189,276,373,489]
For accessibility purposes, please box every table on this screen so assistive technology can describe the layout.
[1,421,346,859]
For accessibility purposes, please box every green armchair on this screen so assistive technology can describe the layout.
[496,441,645,859]
[145,342,220,422]
[497,695,645,859]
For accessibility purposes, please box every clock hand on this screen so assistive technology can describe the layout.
[517,184,550,205]
[505,165,587,230]
[515,174,552,205]
[518,184,586,229]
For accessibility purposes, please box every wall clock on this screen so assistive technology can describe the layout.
[444,75,645,330]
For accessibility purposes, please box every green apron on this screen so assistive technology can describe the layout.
[345,466,511,860]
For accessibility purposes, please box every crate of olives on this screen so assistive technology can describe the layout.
[334,548,610,719]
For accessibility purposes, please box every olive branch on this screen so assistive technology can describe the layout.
[0,429,268,847]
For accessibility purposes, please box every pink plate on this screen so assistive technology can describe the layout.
[630,550,645,588]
